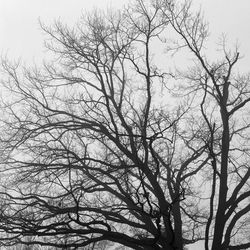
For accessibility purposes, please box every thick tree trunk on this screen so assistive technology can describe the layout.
[172,202,184,250]
[212,107,229,250]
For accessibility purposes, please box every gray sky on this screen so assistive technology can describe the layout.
[0,1,249,249]
[0,0,250,66]
[0,0,127,62]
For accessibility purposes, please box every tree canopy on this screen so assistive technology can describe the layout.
[0,0,250,249]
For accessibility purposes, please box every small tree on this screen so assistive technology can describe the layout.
[0,1,249,250]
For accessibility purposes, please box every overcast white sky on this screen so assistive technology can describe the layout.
[0,1,249,249]
[0,0,250,67]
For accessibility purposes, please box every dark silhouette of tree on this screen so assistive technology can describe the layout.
[163,2,250,249]
[0,1,249,250]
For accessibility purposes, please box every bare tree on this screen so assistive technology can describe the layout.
[0,1,249,250]
[161,1,250,249]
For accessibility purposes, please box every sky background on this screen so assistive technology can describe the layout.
[0,1,249,249]
[0,0,250,67]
